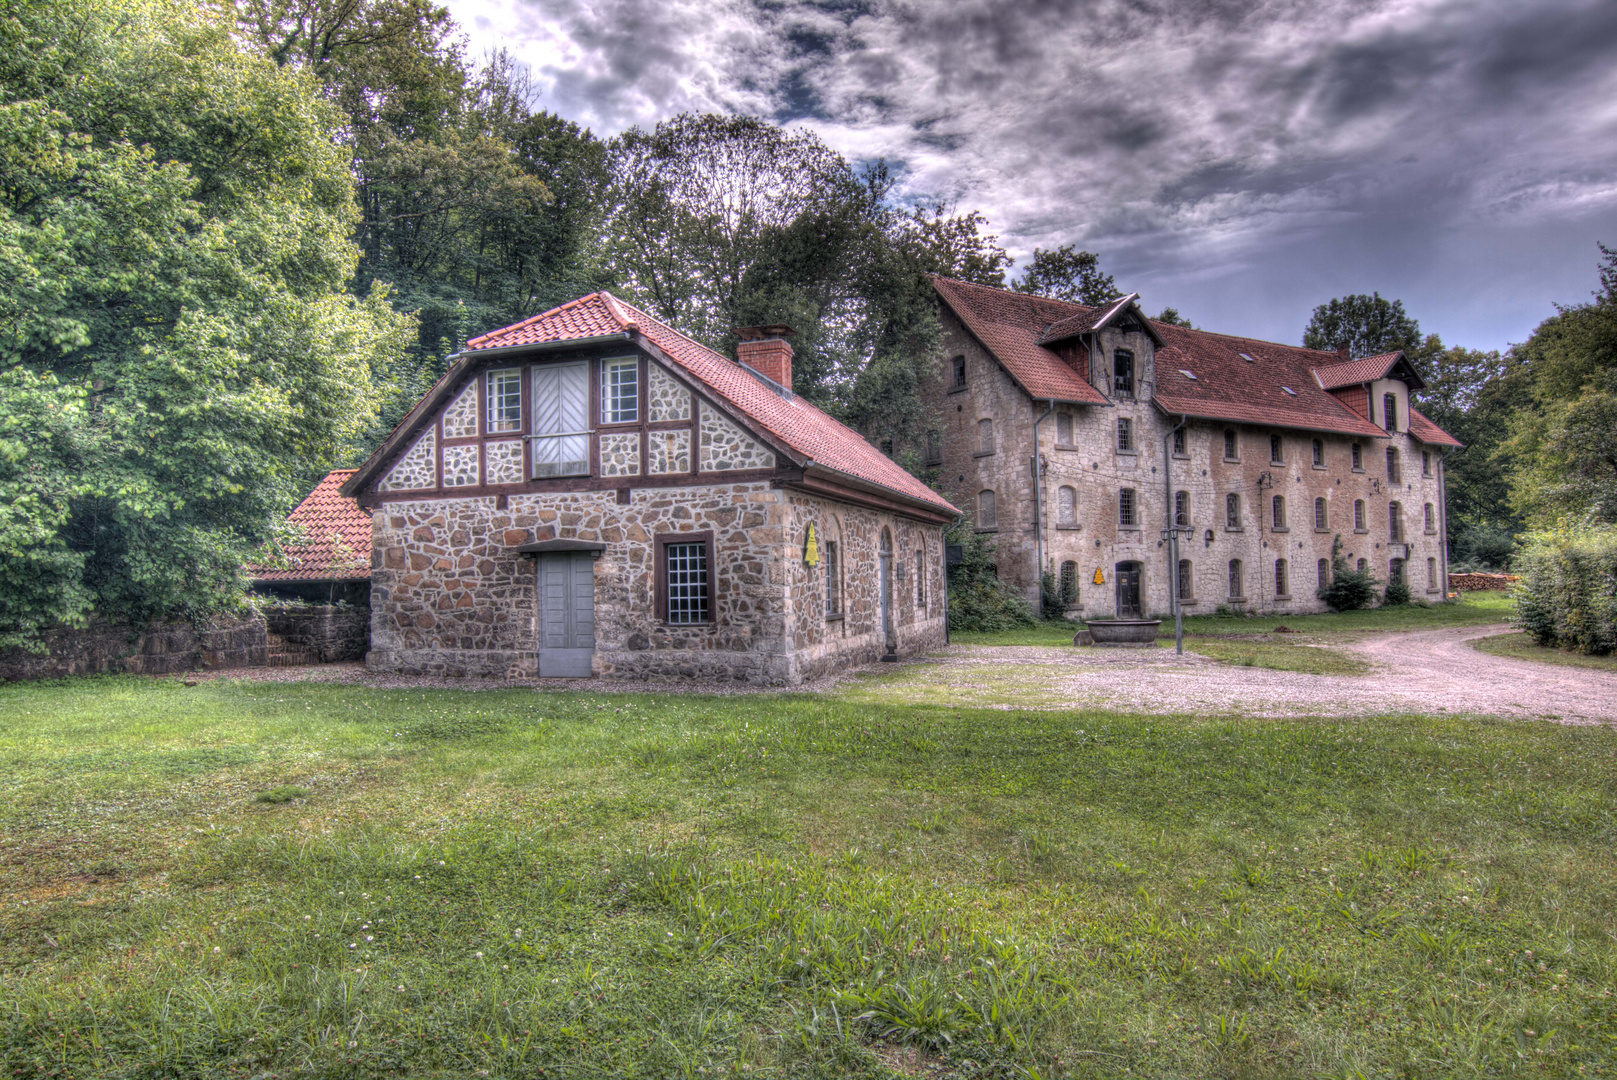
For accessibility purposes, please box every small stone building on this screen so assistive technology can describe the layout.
[923,276,1463,617]
[250,468,373,606]
[342,293,958,683]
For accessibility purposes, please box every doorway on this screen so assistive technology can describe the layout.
[1114,561,1143,618]
[537,551,595,676]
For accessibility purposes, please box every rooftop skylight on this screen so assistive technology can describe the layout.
[1281,386,1298,396]
[1179,369,1198,380]
[1238,352,1257,363]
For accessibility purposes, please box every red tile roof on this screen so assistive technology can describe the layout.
[364,294,958,518]
[930,276,1460,443]
[252,470,372,581]
[1409,407,1464,447]
[929,277,1111,404]
[1313,351,1411,390]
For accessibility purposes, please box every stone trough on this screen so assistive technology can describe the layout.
[1079,619,1162,647]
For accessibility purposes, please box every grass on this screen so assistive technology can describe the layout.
[1472,632,1617,673]
[2,672,1614,1078]
[952,591,1515,675]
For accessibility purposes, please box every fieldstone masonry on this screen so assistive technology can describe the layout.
[699,407,774,471]
[382,428,436,491]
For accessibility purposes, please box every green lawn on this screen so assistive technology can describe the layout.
[2,670,1613,1079]
[1472,631,1617,673]
[953,591,1514,675]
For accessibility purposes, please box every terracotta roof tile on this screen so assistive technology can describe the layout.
[252,470,372,581]
[929,277,1111,404]
[1409,406,1464,447]
[466,294,959,517]
[1313,351,1407,390]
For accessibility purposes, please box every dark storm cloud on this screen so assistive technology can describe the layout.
[452,0,1617,347]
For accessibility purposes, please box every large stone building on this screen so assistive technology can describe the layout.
[342,293,958,683]
[924,276,1463,618]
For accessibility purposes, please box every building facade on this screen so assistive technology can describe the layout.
[924,277,1462,618]
[342,294,957,683]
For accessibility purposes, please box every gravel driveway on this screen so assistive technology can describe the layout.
[841,623,1616,723]
[192,624,1615,723]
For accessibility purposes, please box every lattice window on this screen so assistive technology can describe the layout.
[1354,499,1366,530]
[1273,495,1286,528]
[824,540,840,616]
[1387,447,1401,484]
[1175,490,1190,527]
[1275,558,1289,597]
[486,369,522,433]
[1312,439,1324,467]
[1119,488,1137,527]
[1318,558,1330,589]
[1228,559,1244,598]
[1224,429,1238,459]
[979,418,994,454]
[1117,417,1134,452]
[1056,412,1073,445]
[1315,497,1327,530]
[664,542,708,624]
[601,357,639,424]
[1177,559,1193,600]
[1389,502,1404,542]
[1059,561,1078,604]
[1270,433,1284,463]
[1114,349,1135,398]
[1226,493,1241,528]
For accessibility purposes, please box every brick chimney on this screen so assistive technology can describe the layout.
[735,325,796,390]
[1337,343,1352,361]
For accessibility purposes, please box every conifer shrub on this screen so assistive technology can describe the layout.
[1317,535,1380,611]
[945,520,1038,631]
[1383,578,1412,606]
[1513,525,1617,655]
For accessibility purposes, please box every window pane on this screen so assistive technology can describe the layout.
[1229,560,1242,597]
[1313,439,1323,466]
[1225,430,1237,458]
[1173,428,1187,454]
[1178,559,1192,599]
[602,358,639,424]
[1315,497,1326,530]
[1117,418,1132,451]
[1114,350,1134,397]
[1352,442,1362,468]
[487,369,522,433]
[1175,490,1189,526]
[1273,495,1285,528]
[1276,559,1289,596]
[1270,434,1282,462]
[1119,488,1136,526]
[666,542,708,624]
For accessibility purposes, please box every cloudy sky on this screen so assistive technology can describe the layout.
[444,0,1617,351]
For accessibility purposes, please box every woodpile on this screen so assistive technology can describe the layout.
[1448,572,1518,591]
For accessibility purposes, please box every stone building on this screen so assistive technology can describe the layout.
[341,293,958,682]
[250,468,373,606]
[924,276,1462,618]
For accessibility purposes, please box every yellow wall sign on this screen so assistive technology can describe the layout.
[804,523,820,567]
[1092,567,1106,586]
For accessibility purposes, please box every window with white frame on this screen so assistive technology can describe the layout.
[601,356,639,424]
[531,362,590,477]
[486,369,522,433]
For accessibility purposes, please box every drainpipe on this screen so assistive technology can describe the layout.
[1164,415,1188,654]
[1032,398,1056,609]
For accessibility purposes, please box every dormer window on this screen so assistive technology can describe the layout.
[1383,392,1398,432]
[1113,349,1135,399]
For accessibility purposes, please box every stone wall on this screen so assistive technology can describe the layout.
[263,604,370,663]
[931,308,1452,618]
[0,616,267,681]
[367,483,947,684]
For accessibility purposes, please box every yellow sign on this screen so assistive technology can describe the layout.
[1092,567,1106,586]
[804,523,820,567]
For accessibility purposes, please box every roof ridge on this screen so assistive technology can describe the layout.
[1153,319,1340,358]
[467,293,605,348]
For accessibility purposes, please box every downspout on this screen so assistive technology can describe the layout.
[1032,398,1056,609]
[1164,415,1188,654]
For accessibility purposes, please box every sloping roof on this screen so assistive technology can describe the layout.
[353,294,958,518]
[1409,407,1464,447]
[929,277,1111,404]
[1312,351,1424,391]
[253,470,372,582]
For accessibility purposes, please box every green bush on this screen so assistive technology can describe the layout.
[1317,535,1380,611]
[948,581,1039,632]
[1513,525,1617,655]
[1383,578,1412,606]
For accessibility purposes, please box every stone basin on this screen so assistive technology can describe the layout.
[1082,619,1162,647]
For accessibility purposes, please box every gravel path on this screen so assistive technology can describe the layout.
[186,624,1616,723]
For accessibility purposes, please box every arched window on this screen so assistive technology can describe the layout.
[916,547,926,607]
[1383,392,1398,432]
[1117,417,1134,451]
[1057,486,1077,527]
[1275,558,1290,597]
[1357,557,1367,573]
[1318,558,1330,590]
[1118,488,1138,527]
[1226,493,1241,528]
[1312,438,1324,467]
[977,490,996,529]
[1314,497,1327,530]
[1114,349,1135,398]
[1228,559,1244,599]
[1354,499,1366,531]
[1270,433,1284,463]
[1389,501,1404,542]
[1055,412,1073,445]
[824,522,841,617]
[978,418,994,455]
[1059,560,1078,603]
[1272,494,1287,529]
[1175,490,1190,527]
[1177,559,1193,600]
[1387,447,1401,484]
[1224,429,1238,460]
[1424,502,1435,532]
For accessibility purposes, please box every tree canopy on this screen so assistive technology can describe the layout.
[1303,293,1422,356]
[1012,245,1118,305]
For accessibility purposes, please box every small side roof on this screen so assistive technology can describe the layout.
[1313,350,1427,392]
[252,469,372,582]
[929,276,1111,404]
[344,293,958,520]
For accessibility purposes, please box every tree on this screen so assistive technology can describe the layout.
[2,0,411,639]
[1155,307,1195,328]
[1303,293,1421,356]
[1012,245,1118,305]
[1502,245,1617,527]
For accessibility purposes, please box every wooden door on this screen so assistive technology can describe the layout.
[538,552,595,676]
[1115,562,1142,618]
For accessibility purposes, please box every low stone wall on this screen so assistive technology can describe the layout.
[264,604,370,663]
[0,616,267,681]
[1449,572,1518,592]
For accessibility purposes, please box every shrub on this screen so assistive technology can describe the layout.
[1383,578,1411,606]
[1513,524,1617,655]
[1038,571,1067,620]
[1318,535,1380,611]
[948,581,1039,632]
